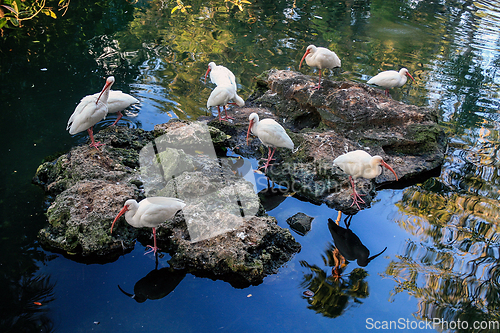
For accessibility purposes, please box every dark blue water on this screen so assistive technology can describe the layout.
[2,0,500,332]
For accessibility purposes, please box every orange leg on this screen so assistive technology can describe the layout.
[145,227,160,255]
[349,176,366,209]
[111,111,123,126]
[258,147,277,172]
[87,127,104,149]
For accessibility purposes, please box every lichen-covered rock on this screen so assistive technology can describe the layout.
[167,215,301,287]
[215,70,446,213]
[34,121,301,286]
[39,179,138,256]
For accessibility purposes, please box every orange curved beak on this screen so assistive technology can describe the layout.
[110,205,129,233]
[299,49,310,70]
[381,161,398,181]
[204,67,211,84]
[246,119,254,145]
[96,79,113,104]
[406,72,416,83]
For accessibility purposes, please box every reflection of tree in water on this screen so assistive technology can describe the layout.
[299,244,369,318]
[1,274,55,333]
[388,129,500,331]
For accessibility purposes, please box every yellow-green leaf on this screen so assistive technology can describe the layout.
[171,5,180,14]
[12,1,19,15]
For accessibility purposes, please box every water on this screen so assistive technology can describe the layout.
[2,0,500,331]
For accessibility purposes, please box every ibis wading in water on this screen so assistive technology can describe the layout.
[67,76,115,149]
[333,150,398,209]
[207,85,245,121]
[111,197,186,255]
[367,68,416,96]
[246,112,294,172]
[299,45,341,90]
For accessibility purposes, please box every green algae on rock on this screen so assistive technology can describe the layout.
[33,122,301,286]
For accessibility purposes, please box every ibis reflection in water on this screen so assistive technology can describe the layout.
[327,214,387,267]
[118,265,186,303]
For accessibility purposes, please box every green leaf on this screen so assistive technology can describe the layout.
[0,18,7,30]
[8,16,19,26]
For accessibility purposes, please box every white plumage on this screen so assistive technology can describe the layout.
[67,76,115,149]
[204,62,237,89]
[73,90,139,126]
[299,45,341,89]
[367,68,416,96]
[246,112,294,172]
[111,197,186,255]
[333,150,398,209]
[207,85,245,121]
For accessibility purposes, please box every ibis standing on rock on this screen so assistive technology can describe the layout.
[204,62,245,121]
[366,68,416,96]
[111,197,186,255]
[207,85,245,121]
[67,76,115,149]
[246,112,294,172]
[333,150,398,209]
[299,45,341,90]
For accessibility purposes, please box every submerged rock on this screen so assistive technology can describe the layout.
[286,212,314,236]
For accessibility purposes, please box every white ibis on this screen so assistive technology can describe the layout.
[299,45,341,90]
[366,68,416,96]
[67,76,115,149]
[207,85,245,121]
[78,90,139,126]
[333,150,398,209]
[246,112,294,172]
[204,62,237,89]
[111,197,186,255]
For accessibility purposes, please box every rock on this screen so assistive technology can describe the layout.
[286,212,314,236]
[39,179,138,257]
[217,69,446,213]
[34,121,301,286]
[168,215,301,287]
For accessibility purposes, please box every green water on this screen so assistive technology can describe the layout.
[1,0,500,332]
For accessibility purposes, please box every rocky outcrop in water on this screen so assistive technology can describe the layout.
[33,69,445,285]
[210,69,446,214]
[33,124,301,286]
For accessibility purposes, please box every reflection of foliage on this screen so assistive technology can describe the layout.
[171,0,191,14]
[225,0,251,12]
[0,0,70,32]
[0,275,55,333]
[389,160,500,330]
[300,244,369,318]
